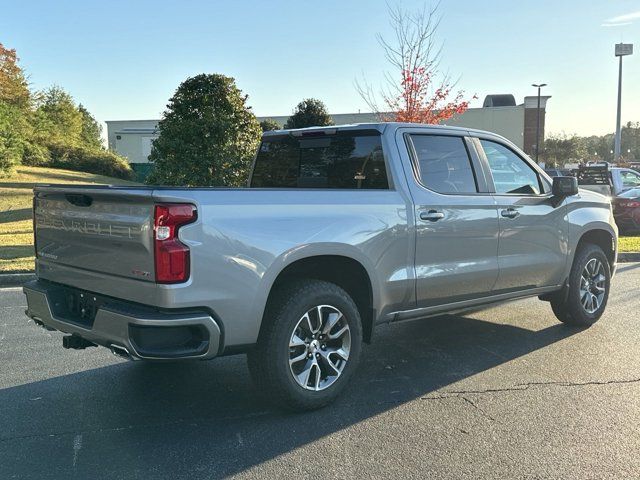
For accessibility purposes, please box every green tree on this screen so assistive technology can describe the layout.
[284,98,333,129]
[35,86,83,146]
[0,43,129,177]
[0,102,26,174]
[78,104,103,149]
[260,118,281,132]
[543,133,587,167]
[0,43,31,109]
[147,74,261,186]
[583,135,614,163]
[621,121,640,161]
[0,43,32,174]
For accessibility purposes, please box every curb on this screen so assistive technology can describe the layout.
[619,252,640,263]
[0,273,35,288]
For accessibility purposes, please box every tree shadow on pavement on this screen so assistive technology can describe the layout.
[0,314,579,479]
[616,262,640,274]
[0,208,32,224]
[0,245,33,260]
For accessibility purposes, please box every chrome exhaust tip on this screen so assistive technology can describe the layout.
[110,344,131,360]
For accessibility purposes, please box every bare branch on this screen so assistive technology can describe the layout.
[355,1,473,124]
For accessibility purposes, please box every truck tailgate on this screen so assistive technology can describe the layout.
[34,186,156,282]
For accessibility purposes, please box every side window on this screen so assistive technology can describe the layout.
[410,135,477,194]
[621,170,640,189]
[480,140,541,195]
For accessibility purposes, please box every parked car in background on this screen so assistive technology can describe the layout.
[613,188,640,233]
[577,163,640,197]
[24,123,618,411]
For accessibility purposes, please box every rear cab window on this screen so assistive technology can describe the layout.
[250,130,389,189]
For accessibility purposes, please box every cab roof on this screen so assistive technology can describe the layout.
[261,122,503,139]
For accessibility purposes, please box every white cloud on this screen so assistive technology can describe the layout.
[601,21,632,27]
[602,10,640,27]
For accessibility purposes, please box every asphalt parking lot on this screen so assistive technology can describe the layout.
[1,264,640,479]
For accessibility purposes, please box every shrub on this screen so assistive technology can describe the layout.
[46,143,133,180]
[21,141,50,166]
[0,140,19,175]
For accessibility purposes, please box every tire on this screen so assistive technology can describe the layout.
[247,279,363,411]
[551,243,611,327]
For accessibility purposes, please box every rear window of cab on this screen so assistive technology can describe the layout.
[251,131,389,189]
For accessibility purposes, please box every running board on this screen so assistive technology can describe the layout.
[388,285,562,323]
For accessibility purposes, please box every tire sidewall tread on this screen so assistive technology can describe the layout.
[551,243,611,327]
[248,279,363,411]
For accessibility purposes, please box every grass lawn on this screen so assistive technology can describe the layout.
[0,166,138,273]
[619,235,640,253]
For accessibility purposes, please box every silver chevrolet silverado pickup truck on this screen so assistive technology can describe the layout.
[24,123,618,410]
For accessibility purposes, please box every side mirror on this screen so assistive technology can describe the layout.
[552,176,578,197]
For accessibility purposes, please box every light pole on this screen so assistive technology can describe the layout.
[532,83,547,163]
[614,43,633,162]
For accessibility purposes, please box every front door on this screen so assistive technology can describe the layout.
[476,138,568,291]
[400,131,500,308]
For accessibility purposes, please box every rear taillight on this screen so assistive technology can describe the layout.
[154,204,197,284]
[619,201,640,208]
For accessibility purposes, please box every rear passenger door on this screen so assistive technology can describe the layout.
[399,130,500,308]
[475,137,568,291]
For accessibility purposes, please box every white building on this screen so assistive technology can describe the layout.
[106,95,549,180]
[105,119,159,179]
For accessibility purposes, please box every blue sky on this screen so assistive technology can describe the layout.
[2,0,639,136]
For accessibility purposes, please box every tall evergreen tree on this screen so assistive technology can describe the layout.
[78,104,103,149]
[147,74,261,186]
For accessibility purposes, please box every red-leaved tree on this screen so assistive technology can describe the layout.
[357,3,475,123]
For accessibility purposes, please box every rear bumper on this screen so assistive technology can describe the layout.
[23,280,221,360]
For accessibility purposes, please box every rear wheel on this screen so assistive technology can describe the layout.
[551,243,611,327]
[247,280,363,411]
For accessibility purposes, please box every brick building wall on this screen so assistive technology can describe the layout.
[522,96,551,157]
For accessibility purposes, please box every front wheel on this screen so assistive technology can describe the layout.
[551,243,611,327]
[247,280,363,411]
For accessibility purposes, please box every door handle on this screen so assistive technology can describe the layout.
[420,210,445,222]
[501,208,520,219]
